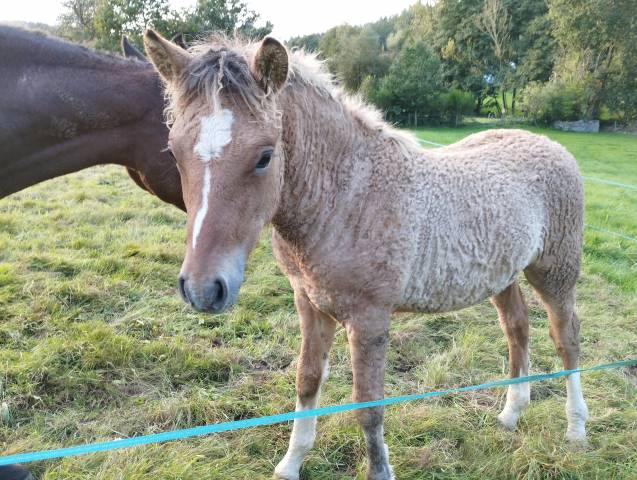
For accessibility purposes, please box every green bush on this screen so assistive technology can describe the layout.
[519,81,584,124]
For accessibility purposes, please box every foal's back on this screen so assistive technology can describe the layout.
[398,129,582,313]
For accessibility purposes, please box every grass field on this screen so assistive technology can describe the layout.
[1,125,636,479]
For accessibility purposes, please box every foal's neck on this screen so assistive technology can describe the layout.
[273,82,409,246]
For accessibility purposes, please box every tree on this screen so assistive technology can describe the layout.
[476,0,511,114]
[476,0,510,62]
[364,41,444,124]
[93,0,173,51]
[58,0,98,42]
[174,0,272,42]
[319,24,390,91]
[439,89,476,126]
[549,0,637,120]
[287,33,322,52]
[386,2,435,54]
[432,0,555,115]
[57,0,272,52]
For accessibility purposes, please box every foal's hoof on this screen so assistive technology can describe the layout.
[272,467,299,480]
[365,463,395,480]
[496,412,518,431]
[565,432,589,450]
[0,464,35,480]
[365,469,395,480]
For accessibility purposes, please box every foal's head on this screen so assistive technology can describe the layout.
[144,30,289,313]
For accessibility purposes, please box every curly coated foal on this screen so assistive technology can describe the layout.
[143,31,588,480]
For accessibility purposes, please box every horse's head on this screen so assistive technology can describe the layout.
[144,30,288,314]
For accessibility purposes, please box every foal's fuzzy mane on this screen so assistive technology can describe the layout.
[166,35,420,155]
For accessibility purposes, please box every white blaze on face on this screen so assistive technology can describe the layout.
[191,109,234,250]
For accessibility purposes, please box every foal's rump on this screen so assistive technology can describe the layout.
[400,129,582,313]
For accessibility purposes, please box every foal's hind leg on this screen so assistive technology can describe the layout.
[491,282,531,430]
[525,267,589,443]
[274,290,337,480]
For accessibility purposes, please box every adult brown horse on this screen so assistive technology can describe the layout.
[143,31,589,480]
[0,26,184,479]
[0,25,184,210]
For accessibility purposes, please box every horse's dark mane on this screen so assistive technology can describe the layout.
[0,24,143,70]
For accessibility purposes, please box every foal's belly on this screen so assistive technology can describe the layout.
[399,222,544,314]
[399,266,523,314]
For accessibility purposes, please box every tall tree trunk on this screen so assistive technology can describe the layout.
[475,95,483,115]
[511,87,517,116]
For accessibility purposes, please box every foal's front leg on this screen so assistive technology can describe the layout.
[274,291,337,480]
[346,314,394,480]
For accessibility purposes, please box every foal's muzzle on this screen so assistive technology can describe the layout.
[178,252,245,314]
[179,275,231,313]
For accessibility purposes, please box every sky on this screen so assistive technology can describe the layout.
[0,0,419,40]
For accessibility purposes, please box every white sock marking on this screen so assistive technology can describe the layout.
[565,372,588,441]
[275,359,328,480]
[191,109,234,251]
[497,360,530,429]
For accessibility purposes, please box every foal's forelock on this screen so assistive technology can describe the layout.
[164,39,280,127]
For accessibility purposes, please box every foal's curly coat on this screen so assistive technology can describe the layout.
[143,31,588,480]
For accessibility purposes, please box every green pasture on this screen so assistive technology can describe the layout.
[1,126,636,479]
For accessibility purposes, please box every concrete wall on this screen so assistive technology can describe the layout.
[553,120,600,133]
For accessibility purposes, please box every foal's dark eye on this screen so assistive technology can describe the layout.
[255,149,273,171]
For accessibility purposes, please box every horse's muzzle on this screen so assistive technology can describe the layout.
[179,274,234,313]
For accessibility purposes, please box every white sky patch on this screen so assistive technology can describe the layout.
[191,109,234,249]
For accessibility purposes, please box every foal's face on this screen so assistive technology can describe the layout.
[144,30,289,313]
[170,97,283,313]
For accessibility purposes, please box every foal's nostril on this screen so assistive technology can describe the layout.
[178,275,189,303]
[200,278,228,312]
[212,279,227,307]
[205,278,228,312]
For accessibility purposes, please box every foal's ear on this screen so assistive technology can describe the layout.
[143,29,191,82]
[251,37,289,93]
